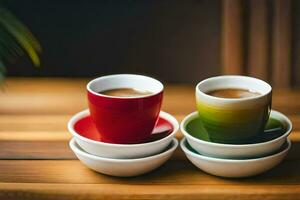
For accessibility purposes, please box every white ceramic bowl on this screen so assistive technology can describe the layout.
[181,110,292,159]
[181,138,291,178]
[68,110,179,159]
[70,138,178,177]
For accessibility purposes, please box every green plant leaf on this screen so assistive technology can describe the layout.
[0,5,41,80]
[0,59,6,83]
[0,6,41,69]
[0,27,23,62]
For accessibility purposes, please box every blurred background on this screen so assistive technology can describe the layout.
[1,0,299,87]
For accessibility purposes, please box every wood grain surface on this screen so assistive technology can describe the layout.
[0,78,299,200]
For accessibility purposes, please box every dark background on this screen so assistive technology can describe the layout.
[3,0,300,85]
[3,0,221,84]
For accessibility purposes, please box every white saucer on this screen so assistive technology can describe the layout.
[180,137,291,178]
[181,110,292,159]
[68,109,179,159]
[70,138,178,177]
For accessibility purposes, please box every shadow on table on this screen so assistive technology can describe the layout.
[231,140,300,184]
[89,141,300,184]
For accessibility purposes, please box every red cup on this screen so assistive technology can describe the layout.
[87,74,164,144]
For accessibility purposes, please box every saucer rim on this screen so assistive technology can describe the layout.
[70,137,178,162]
[68,109,179,147]
[180,110,292,148]
[180,137,291,163]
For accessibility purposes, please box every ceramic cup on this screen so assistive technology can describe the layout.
[87,74,164,144]
[195,75,272,143]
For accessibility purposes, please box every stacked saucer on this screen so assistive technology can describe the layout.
[68,74,179,177]
[181,110,291,178]
[68,109,179,177]
[180,75,292,178]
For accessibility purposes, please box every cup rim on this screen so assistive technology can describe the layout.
[196,75,272,102]
[68,109,179,147]
[180,137,291,163]
[69,137,178,162]
[180,110,292,148]
[87,74,164,99]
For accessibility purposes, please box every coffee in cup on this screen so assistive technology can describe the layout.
[206,88,261,99]
[99,88,153,97]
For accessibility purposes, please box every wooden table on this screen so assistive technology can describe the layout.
[0,78,299,200]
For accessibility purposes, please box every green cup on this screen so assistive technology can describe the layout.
[195,75,272,144]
